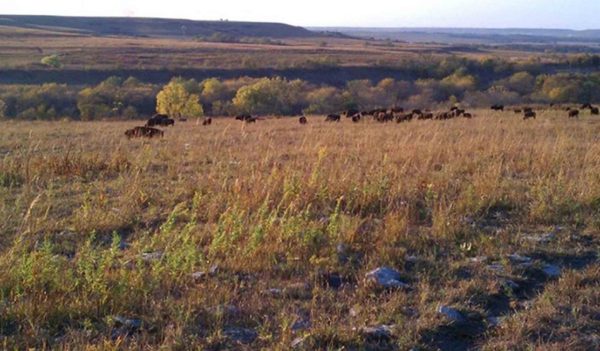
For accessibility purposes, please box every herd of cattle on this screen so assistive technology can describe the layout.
[491,103,599,119]
[124,103,599,139]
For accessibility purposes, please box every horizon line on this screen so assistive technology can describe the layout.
[1,13,598,32]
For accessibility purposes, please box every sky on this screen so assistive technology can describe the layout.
[2,0,599,29]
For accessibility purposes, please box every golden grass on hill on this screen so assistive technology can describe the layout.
[0,112,598,349]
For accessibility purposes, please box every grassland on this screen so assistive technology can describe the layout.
[0,111,598,350]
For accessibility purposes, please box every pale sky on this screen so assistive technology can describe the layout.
[2,0,599,29]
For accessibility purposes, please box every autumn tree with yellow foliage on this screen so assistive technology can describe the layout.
[156,79,203,120]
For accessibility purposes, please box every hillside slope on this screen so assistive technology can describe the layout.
[0,15,319,38]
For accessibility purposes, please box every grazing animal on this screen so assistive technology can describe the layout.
[202,118,212,126]
[235,114,253,121]
[523,111,536,120]
[125,126,164,139]
[463,113,472,118]
[351,115,361,123]
[491,104,504,111]
[345,109,360,118]
[581,103,593,110]
[325,114,341,122]
[390,107,404,113]
[569,109,580,118]
[146,114,175,127]
[514,109,522,114]
[245,117,257,123]
[178,117,188,122]
[591,107,599,115]
[299,116,308,124]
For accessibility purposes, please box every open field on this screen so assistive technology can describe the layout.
[0,112,599,349]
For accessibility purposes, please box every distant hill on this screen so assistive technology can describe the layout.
[311,27,600,45]
[0,15,320,39]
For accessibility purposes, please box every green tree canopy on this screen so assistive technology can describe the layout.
[156,79,204,118]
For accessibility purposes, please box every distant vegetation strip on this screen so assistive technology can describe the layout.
[1,67,600,120]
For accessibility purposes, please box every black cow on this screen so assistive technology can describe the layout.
[345,109,360,118]
[235,114,253,121]
[523,111,536,120]
[591,107,599,115]
[299,116,308,124]
[146,114,175,127]
[569,109,580,118]
[351,115,361,123]
[325,114,341,122]
[202,118,212,126]
[491,104,504,111]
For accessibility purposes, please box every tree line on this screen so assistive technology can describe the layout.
[1,70,600,120]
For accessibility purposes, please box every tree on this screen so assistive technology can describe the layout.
[232,77,306,115]
[156,80,203,119]
[200,78,228,104]
[304,87,344,114]
[507,72,536,95]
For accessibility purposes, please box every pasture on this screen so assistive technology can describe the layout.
[0,111,599,349]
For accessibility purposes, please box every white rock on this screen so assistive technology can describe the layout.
[365,267,409,289]
[437,305,465,322]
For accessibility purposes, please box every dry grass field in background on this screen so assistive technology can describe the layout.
[0,111,599,350]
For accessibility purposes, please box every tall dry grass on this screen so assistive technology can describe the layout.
[0,112,598,349]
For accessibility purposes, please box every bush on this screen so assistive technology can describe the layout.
[41,55,62,68]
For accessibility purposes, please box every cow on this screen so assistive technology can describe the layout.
[202,118,212,126]
[351,115,361,123]
[235,114,253,121]
[581,103,593,110]
[326,114,341,122]
[523,111,536,120]
[491,104,504,111]
[245,117,257,123]
[569,109,580,118]
[463,113,473,118]
[125,126,164,139]
[591,107,599,115]
[390,107,404,114]
[376,112,394,122]
[146,114,175,127]
[514,109,522,114]
[344,109,360,118]
[178,117,188,122]
[299,116,308,124]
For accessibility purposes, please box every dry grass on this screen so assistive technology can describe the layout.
[0,112,599,349]
[0,28,555,71]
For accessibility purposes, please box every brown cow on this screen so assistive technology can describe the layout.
[202,118,212,126]
[125,126,164,139]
